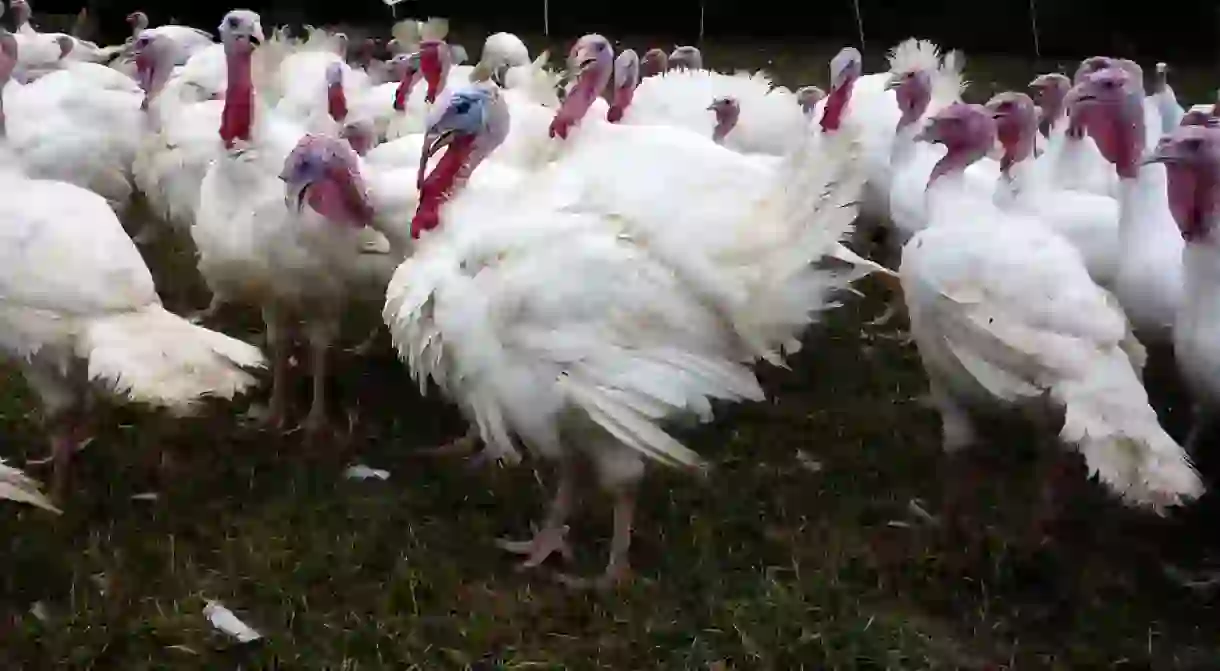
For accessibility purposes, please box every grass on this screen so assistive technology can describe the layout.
[2,34,1220,669]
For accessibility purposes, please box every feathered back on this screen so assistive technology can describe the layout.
[886,38,941,77]
[509,51,562,107]
[251,25,299,105]
[935,50,967,105]
[391,19,422,52]
[886,37,966,107]
[419,17,449,43]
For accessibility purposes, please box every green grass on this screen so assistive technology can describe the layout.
[2,36,1220,670]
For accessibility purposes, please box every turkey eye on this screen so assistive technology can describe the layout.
[228,17,240,29]
[453,100,471,115]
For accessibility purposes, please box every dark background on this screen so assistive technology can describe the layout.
[18,0,1220,64]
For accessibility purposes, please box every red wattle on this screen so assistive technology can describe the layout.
[327,84,347,122]
[411,135,475,238]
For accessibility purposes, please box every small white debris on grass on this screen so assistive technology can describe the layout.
[343,464,390,481]
[795,450,823,473]
[204,601,262,643]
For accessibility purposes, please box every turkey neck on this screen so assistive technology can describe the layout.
[220,39,254,148]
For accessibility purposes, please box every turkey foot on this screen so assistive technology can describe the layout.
[347,327,382,356]
[189,295,224,324]
[298,410,337,448]
[26,436,92,467]
[555,559,632,591]
[499,459,577,569]
[556,486,636,591]
[131,224,161,246]
[496,524,574,568]
[415,428,481,458]
[241,403,288,431]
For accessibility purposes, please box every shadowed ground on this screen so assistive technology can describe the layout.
[0,33,1218,669]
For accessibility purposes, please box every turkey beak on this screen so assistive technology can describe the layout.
[418,128,456,189]
[912,123,937,144]
[1142,140,1179,166]
[572,45,597,75]
[250,25,265,47]
[883,75,900,92]
[280,166,311,214]
[283,180,308,214]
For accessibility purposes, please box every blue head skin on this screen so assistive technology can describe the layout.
[417,85,501,188]
[413,84,509,236]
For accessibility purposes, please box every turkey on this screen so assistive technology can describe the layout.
[5,0,120,68]
[0,33,143,216]
[985,91,1120,287]
[1068,66,1184,344]
[192,14,396,442]
[109,10,215,78]
[1145,125,1220,455]
[0,459,56,512]
[617,46,807,156]
[898,102,1200,531]
[0,38,264,502]
[382,53,868,587]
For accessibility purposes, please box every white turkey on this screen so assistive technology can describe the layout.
[0,34,265,502]
[898,102,1200,532]
[382,38,868,586]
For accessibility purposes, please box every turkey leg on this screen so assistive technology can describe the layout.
[497,457,576,567]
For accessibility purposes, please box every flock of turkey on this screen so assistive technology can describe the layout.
[0,1,1218,589]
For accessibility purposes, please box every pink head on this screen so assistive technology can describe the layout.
[668,45,702,71]
[355,38,377,67]
[133,30,173,110]
[607,49,640,123]
[1116,59,1145,92]
[1154,62,1171,94]
[392,52,421,111]
[1181,109,1220,129]
[885,67,932,131]
[1029,72,1070,138]
[0,32,16,134]
[820,46,861,133]
[796,85,826,119]
[986,91,1038,173]
[1068,66,1145,178]
[549,34,613,139]
[418,39,450,104]
[914,102,997,186]
[325,61,347,123]
[9,0,29,28]
[1074,56,1117,85]
[126,10,149,34]
[413,84,509,237]
[641,48,667,77]
[339,118,374,155]
[55,35,73,60]
[708,96,740,144]
[280,134,374,228]
[1144,125,1220,242]
[1068,57,1118,138]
